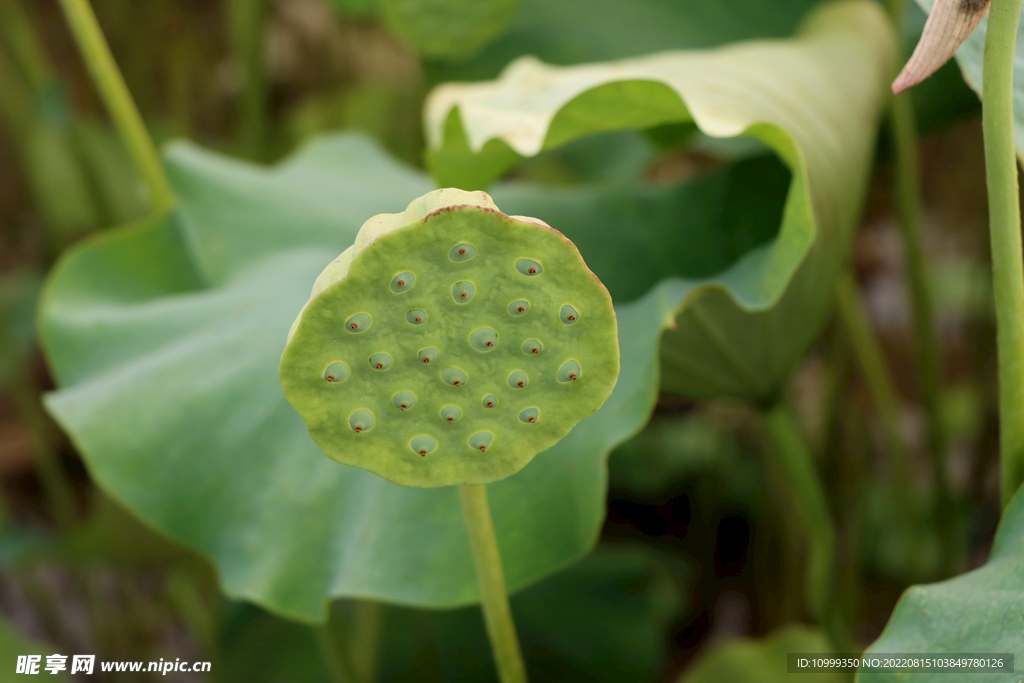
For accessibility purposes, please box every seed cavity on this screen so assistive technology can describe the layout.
[519,407,539,424]
[345,313,371,333]
[508,300,529,315]
[441,405,462,423]
[418,348,439,364]
[522,340,542,355]
[558,360,581,382]
[560,305,578,324]
[508,370,528,389]
[390,272,416,293]
[516,259,543,276]
[470,327,499,352]
[393,391,417,411]
[452,281,476,303]
[369,353,393,370]
[482,394,498,409]
[450,244,476,261]
[469,431,494,452]
[441,367,468,387]
[406,309,427,325]
[349,409,374,433]
[324,361,350,383]
[410,435,437,457]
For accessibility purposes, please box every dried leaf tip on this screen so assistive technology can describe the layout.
[892,0,990,95]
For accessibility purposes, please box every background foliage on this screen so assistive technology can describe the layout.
[0,0,1016,681]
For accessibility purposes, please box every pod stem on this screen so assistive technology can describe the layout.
[57,0,175,214]
[459,484,528,683]
[982,0,1024,508]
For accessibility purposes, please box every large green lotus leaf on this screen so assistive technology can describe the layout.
[857,484,1024,683]
[911,0,1024,156]
[433,0,826,82]
[375,0,520,61]
[426,0,895,400]
[40,133,775,622]
[677,624,841,683]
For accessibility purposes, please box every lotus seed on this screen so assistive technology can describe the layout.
[410,435,437,457]
[406,309,427,325]
[441,367,468,386]
[482,394,498,409]
[508,370,528,389]
[516,259,543,276]
[452,281,476,303]
[519,407,539,424]
[390,272,416,293]
[522,340,542,355]
[470,327,499,352]
[393,391,417,410]
[508,300,529,315]
[324,361,350,383]
[417,348,439,364]
[449,243,476,261]
[369,352,393,370]
[441,405,462,423]
[345,313,371,333]
[558,359,581,382]
[469,431,494,452]
[561,304,578,324]
[349,409,375,433]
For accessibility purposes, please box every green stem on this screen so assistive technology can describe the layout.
[0,0,53,91]
[228,0,268,160]
[459,484,528,683]
[886,0,951,513]
[763,404,848,649]
[57,0,175,213]
[835,272,913,499]
[314,625,357,683]
[7,365,78,530]
[982,0,1024,508]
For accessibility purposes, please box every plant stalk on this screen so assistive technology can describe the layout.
[459,484,528,683]
[227,0,268,160]
[0,0,54,91]
[57,0,175,213]
[982,0,1024,508]
[763,403,848,649]
[835,273,913,499]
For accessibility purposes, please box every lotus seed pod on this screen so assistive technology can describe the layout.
[279,188,619,488]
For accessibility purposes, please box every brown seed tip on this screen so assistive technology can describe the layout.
[397,280,404,286]
[350,323,357,329]
[423,358,430,363]
[479,445,486,452]
[420,450,427,456]
[376,363,383,369]
[447,417,454,423]
[460,292,467,298]
[517,306,525,312]
[400,405,407,410]
[326,376,334,382]
[459,248,466,255]
[517,380,525,387]
[354,426,362,433]
[568,315,576,321]
[569,373,577,380]
[454,380,461,386]
[531,348,538,354]
[529,267,537,274]
[529,416,536,423]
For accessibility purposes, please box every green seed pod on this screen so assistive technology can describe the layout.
[279,188,619,487]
